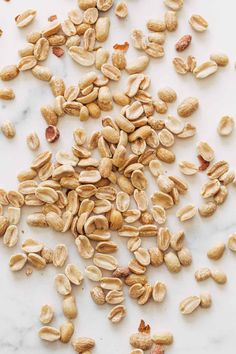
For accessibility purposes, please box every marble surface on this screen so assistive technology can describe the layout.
[1,0,236,353]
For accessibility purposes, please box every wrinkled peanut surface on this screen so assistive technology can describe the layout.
[0,0,236,353]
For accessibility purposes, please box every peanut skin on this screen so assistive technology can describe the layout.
[175,35,192,52]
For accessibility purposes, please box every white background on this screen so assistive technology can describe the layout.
[0,0,236,353]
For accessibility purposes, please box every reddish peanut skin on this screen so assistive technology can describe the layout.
[175,35,192,52]
[45,125,60,143]
[112,266,130,278]
[151,345,165,354]
[197,155,210,171]
[52,47,64,57]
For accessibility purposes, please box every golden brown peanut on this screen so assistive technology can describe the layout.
[201,179,220,199]
[50,76,65,97]
[157,175,174,193]
[195,267,211,282]
[17,44,34,58]
[152,282,167,303]
[145,42,164,58]
[134,247,150,266]
[27,31,41,43]
[15,9,37,28]
[129,283,145,299]
[106,289,124,304]
[130,349,144,354]
[214,186,228,205]
[228,233,236,252]
[125,74,144,98]
[171,230,185,251]
[129,258,146,275]
[72,337,95,353]
[101,277,122,291]
[60,322,74,343]
[42,21,61,38]
[210,53,229,67]
[34,38,49,61]
[148,36,165,52]
[179,296,201,315]
[40,304,54,325]
[126,56,150,74]
[93,253,118,270]
[38,326,60,342]
[189,14,208,32]
[164,252,181,273]
[157,227,171,251]
[53,244,68,267]
[3,225,18,247]
[200,292,212,308]
[0,65,19,81]
[108,305,126,323]
[78,0,97,10]
[207,160,229,179]
[211,269,227,284]
[197,141,215,162]
[0,216,10,236]
[46,212,64,232]
[17,56,37,71]
[165,11,178,31]
[95,48,109,70]
[97,0,113,11]
[98,86,113,111]
[96,17,110,42]
[167,115,184,131]
[22,239,43,253]
[76,235,94,259]
[173,57,188,74]
[61,19,76,36]
[27,253,46,269]
[0,88,15,100]
[125,273,147,286]
[193,61,218,79]
[129,332,152,351]
[27,213,47,227]
[127,238,141,254]
[164,0,183,11]
[156,147,175,163]
[147,19,166,32]
[7,207,21,225]
[1,120,15,138]
[151,191,174,209]
[66,34,81,48]
[176,204,197,222]
[149,247,163,267]
[137,284,152,305]
[158,87,177,103]
[90,286,106,305]
[115,1,128,18]
[101,63,121,81]
[178,122,196,138]
[41,105,58,126]
[112,50,127,70]
[83,8,98,24]
[179,161,198,175]
[9,253,27,271]
[207,242,225,260]
[63,294,77,319]
[177,97,199,117]
[152,332,173,345]
[48,34,66,46]
[32,65,52,81]
[217,116,234,136]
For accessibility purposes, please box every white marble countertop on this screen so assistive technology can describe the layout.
[1,0,236,353]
